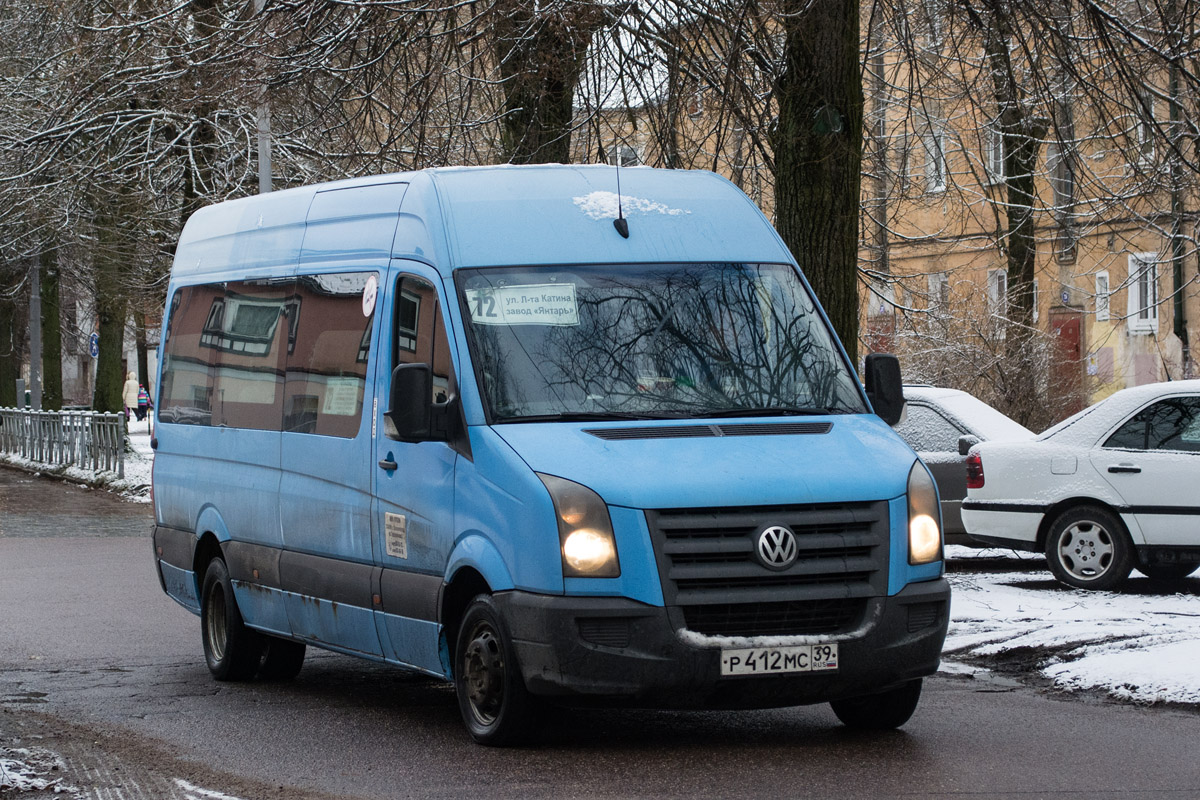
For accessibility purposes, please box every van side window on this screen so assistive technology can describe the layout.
[395,276,453,403]
[160,279,291,430]
[283,272,377,437]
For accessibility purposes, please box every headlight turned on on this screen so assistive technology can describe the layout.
[537,474,620,578]
[907,461,942,565]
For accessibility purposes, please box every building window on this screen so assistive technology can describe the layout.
[607,145,639,167]
[923,125,947,193]
[983,124,1004,184]
[987,269,1008,318]
[1096,271,1110,321]
[922,0,943,45]
[1127,253,1158,334]
[1049,143,1076,211]
[1136,91,1156,164]
[928,272,949,314]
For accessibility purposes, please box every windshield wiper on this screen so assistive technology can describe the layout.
[688,406,840,419]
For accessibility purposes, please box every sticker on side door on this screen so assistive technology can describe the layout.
[385,513,408,559]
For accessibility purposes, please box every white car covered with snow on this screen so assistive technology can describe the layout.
[962,380,1200,590]
[896,386,1034,542]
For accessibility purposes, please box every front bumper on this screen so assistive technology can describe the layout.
[496,578,950,709]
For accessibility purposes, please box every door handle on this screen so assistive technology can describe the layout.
[1107,464,1141,474]
[378,459,398,471]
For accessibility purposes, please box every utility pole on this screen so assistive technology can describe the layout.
[255,0,272,194]
[28,259,42,410]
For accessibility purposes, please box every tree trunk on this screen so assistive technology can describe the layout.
[136,314,150,393]
[93,207,128,414]
[771,0,863,364]
[39,246,63,411]
[492,0,606,164]
[0,288,16,407]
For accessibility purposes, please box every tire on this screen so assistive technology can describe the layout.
[454,595,541,746]
[1139,561,1200,580]
[1044,505,1134,591]
[830,679,922,730]
[258,636,306,681]
[200,557,262,681]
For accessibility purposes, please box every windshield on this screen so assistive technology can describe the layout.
[457,263,867,422]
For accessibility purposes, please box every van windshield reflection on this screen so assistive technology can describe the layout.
[457,263,867,423]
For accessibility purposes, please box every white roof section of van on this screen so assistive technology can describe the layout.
[171,165,794,281]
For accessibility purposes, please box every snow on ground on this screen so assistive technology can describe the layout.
[944,545,1200,706]
[0,746,80,796]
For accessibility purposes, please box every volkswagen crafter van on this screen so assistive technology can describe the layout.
[151,165,949,745]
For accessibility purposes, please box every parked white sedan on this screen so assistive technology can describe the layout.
[962,380,1200,590]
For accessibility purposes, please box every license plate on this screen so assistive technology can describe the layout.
[720,644,839,676]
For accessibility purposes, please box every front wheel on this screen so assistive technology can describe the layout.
[1045,505,1134,591]
[830,679,922,730]
[454,595,541,746]
[1139,561,1200,580]
[200,557,262,681]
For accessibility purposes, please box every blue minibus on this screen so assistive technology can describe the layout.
[151,165,949,745]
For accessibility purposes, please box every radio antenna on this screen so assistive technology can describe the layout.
[613,147,629,238]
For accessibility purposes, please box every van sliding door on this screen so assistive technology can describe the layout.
[277,270,384,657]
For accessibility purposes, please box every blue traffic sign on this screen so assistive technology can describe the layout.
[88,333,99,358]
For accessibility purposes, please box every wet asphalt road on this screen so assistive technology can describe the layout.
[3,465,1200,799]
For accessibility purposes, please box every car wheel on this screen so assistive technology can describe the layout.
[454,595,541,746]
[1138,561,1200,580]
[830,679,922,730]
[200,557,262,681]
[1045,505,1134,591]
[258,636,306,680]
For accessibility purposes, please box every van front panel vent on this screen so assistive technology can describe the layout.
[585,422,832,441]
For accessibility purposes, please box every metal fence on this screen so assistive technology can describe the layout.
[0,408,125,478]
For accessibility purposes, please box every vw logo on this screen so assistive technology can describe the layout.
[756,525,798,570]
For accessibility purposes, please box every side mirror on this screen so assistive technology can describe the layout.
[864,353,904,426]
[386,363,433,441]
[958,435,980,456]
[385,363,455,443]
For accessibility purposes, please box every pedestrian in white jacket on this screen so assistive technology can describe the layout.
[122,371,139,420]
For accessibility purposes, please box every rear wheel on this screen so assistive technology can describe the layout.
[1045,505,1134,591]
[830,679,922,730]
[1139,561,1200,580]
[258,636,306,680]
[200,557,262,681]
[454,595,541,746]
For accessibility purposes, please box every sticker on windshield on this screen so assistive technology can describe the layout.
[467,284,579,326]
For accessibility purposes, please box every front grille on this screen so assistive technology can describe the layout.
[647,501,889,637]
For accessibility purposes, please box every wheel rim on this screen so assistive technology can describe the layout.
[204,583,228,661]
[462,621,505,727]
[1057,521,1115,581]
